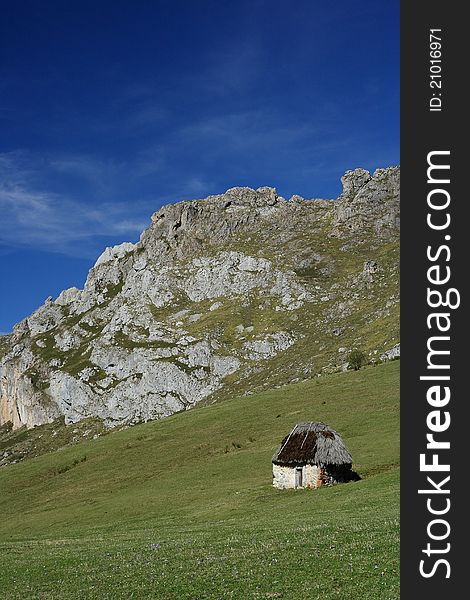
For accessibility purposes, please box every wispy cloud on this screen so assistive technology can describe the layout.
[178,108,336,153]
[0,153,149,257]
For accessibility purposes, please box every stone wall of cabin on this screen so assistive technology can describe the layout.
[272,463,321,489]
[305,464,321,487]
[272,464,295,489]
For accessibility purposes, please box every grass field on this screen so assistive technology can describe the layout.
[0,361,399,599]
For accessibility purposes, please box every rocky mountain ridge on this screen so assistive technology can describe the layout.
[0,166,400,430]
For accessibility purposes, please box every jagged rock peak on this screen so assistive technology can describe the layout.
[94,242,138,268]
[340,168,372,200]
[149,185,283,224]
[217,185,283,206]
[339,166,399,201]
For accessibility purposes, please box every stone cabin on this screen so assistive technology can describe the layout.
[272,422,357,489]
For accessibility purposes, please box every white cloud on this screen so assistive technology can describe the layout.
[179,109,327,152]
[0,153,149,257]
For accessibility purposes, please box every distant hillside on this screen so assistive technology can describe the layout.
[0,167,399,430]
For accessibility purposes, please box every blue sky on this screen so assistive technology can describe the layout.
[0,0,399,332]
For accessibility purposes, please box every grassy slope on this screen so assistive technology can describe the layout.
[0,361,399,599]
[0,417,109,468]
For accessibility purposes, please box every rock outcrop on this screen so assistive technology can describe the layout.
[0,166,400,429]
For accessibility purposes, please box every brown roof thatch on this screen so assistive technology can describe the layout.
[272,422,352,467]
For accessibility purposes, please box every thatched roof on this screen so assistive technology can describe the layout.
[272,422,352,467]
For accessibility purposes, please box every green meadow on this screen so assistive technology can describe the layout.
[0,361,399,599]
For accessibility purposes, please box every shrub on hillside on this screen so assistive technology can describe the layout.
[348,349,367,371]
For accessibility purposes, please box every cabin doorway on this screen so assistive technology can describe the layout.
[295,467,303,488]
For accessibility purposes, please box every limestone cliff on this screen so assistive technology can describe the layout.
[0,167,400,429]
